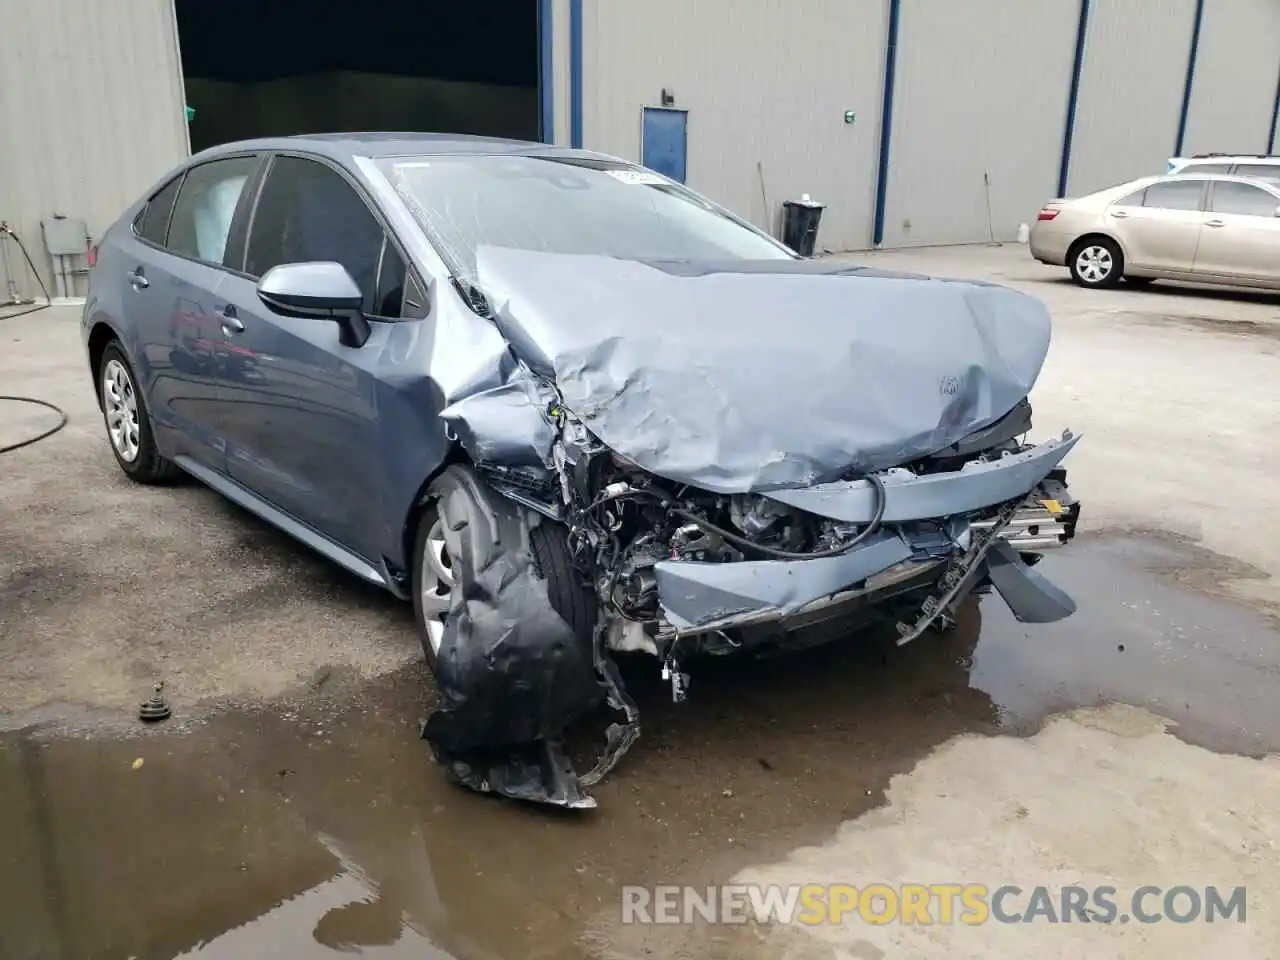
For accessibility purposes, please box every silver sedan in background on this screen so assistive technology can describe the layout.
[1030,173,1280,290]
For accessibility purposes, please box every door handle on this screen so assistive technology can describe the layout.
[126,270,149,289]
[1205,220,1226,228]
[219,305,245,334]
[1110,210,1128,219]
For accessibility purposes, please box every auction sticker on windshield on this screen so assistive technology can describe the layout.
[606,169,668,185]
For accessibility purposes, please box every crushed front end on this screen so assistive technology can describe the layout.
[451,401,1082,801]
[424,248,1083,808]
[549,406,1081,677]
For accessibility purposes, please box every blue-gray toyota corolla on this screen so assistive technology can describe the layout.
[82,133,1082,808]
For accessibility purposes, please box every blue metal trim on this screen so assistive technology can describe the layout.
[570,0,583,148]
[1269,63,1280,153]
[872,0,901,247]
[539,0,554,143]
[1174,0,1205,156]
[1056,0,1090,197]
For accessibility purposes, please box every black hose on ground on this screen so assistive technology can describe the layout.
[0,396,69,454]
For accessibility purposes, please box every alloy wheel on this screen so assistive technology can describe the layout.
[102,358,141,463]
[419,517,455,654]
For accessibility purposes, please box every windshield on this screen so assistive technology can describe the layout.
[376,154,793,283]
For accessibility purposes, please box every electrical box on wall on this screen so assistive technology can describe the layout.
[41,217,89,256]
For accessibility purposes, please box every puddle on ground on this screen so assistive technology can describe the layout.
[1,534,1277,959]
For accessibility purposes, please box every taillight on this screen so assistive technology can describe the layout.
[87,244,98,268]
[1036,209,1059,221]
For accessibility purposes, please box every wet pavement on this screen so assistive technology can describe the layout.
[3,533,1278,960]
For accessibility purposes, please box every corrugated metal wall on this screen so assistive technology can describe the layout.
[0,0,188,299]
[882,0,1077,246]
[1181,0,1280,157]
[1065,0,1196,197]
[583,0,887,250]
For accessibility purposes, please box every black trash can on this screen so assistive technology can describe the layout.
[781,197,826,257]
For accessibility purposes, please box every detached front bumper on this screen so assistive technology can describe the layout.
[653,433,1081,637]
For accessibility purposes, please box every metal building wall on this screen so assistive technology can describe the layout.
[582,0,887,250]
[1065,0,1196,197]
[881,0,1077,247]
[1180,0,1280,157]
[0,0,188,300]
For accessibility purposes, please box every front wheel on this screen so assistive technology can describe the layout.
[1068,237,1123,289]
[411,466,596,676]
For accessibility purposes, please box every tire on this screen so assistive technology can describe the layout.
[97,341,182,483]
[411,465,596,676]
[1068,237,1123,289]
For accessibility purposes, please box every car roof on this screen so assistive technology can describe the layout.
[1177,154,1280,164]
[187,132,611,165]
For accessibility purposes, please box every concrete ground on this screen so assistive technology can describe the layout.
[2,244,1279,959]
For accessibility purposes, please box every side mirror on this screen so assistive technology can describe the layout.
[257,261,370,348]
[1274,205,1280,218]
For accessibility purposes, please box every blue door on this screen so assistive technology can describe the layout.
[642,107,688,183]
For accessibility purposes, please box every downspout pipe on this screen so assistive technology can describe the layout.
[1173,0,1205,157]
[570,0,583,149]
[539,0,554,143]
[1056,0,1090,198]
[871,0,901,247]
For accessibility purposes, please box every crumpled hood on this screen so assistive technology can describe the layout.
[474,247,1052,494]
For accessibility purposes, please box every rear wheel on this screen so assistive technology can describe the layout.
[97,342,181,483]
[412,466,596,676]
[1068,237,1123,289]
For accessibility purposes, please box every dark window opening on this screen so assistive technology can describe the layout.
[137,174,185,246]
[175,0,541,152]
[246,156,387,314]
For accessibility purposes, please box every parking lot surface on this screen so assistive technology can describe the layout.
[2,244,1279,958]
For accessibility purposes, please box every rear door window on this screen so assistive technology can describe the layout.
[1142,180,1205,211]
[136,175,184,246]
[166,156,260,266]
[1209,181,1280,217]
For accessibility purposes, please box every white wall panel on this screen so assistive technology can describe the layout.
[882,0,1077,246]
[0,0,188,298]
[1181,0,1280,158]
[584,0,887,250]
[1067,0,1196,196]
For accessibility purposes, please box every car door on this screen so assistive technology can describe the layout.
[209,153,421,558]
[124,154,264,468]
[1191,179,1280,284]
[1111,178,1207,274]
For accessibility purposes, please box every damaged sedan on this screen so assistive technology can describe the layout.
[82,134,1081,809]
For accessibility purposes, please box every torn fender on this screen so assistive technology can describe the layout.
[421,468,602,807]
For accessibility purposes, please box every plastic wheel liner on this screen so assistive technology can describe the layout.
[420,471,605,809]
[420,248,1080,808]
